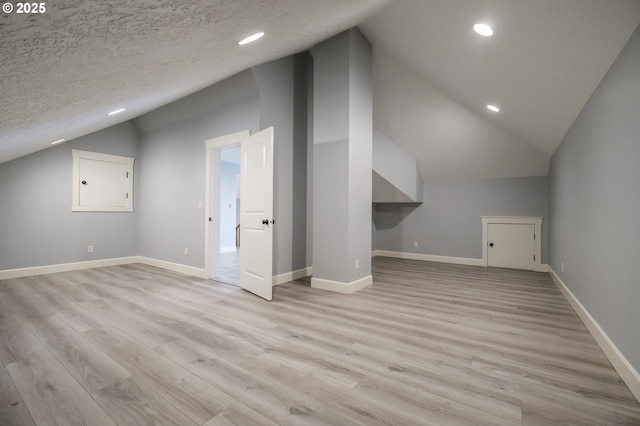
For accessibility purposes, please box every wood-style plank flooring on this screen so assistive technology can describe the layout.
[218,249,240,285]
[1,257,639,425]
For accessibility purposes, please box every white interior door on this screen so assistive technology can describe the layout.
[240,127,274,300]
[488,223,535,270]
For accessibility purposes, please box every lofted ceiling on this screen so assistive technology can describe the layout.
[0,0,392,163]
[360,0,640,179]
[1,0,639,180]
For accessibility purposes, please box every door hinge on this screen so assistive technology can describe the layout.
[534,233,536,240]
[126,172,129,178]
[126,193,129,199]
[533,255,536,261]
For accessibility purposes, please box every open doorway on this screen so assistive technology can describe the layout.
[204,128,274,300]
[218,145,241,285]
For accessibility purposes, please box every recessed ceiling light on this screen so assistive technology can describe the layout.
[487,104,500,112]
[108,108,126,116]
[474,23,494,37]
[239,32,264,46]
[51,139,65,145]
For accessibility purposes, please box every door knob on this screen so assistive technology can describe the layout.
[262,219,269,225]
[489,243,494,247]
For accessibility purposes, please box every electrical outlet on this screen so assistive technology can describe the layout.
[355,259,360,270]
[184,248,189,256]
[414,241,418,248]
[561,261,565,272]
[87,245,94,253]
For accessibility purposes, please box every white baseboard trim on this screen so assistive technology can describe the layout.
[0,257,140,280]
[137,256,208,279]
[549,267,640,402]
[220,246,237,253]
[273,267,313,286]
[372,250,484,267]
[311,274,373,294]
[373,250,549,273]
[0,256,313,288]
[0,256,211,281]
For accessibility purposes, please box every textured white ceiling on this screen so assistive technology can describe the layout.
[1,0,639,181]
[0,0,391,163]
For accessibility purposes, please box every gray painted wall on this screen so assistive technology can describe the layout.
[252,53,310,276]
[373,128,423,202]
[0,59,313,277]
[549,25,640,371]
[314,141,350,282]
[136,73,260,268]
[347,29,373,283]
[374,176,549,263]
[311,29,373,284]
[137,55,311,276]
[134,70,260,136]
[306,53,315,269]
[312,35,350,147]
[311,33,352,283]
[0,122,140,270]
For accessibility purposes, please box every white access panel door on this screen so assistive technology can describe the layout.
[239,127,274,301]
[72,150,134,212]
[79,159,128,208]
[487,223,536,270]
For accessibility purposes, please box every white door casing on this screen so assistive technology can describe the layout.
[240,127,274,300]
[204,130,250,281]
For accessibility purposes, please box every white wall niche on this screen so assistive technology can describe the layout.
[72,149,135,212]
[481,216,544,272]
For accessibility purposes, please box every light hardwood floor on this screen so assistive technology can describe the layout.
[218,249,240,286]
[1,257,639,425]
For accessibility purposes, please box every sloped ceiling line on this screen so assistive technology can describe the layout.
[1,0,639,182]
